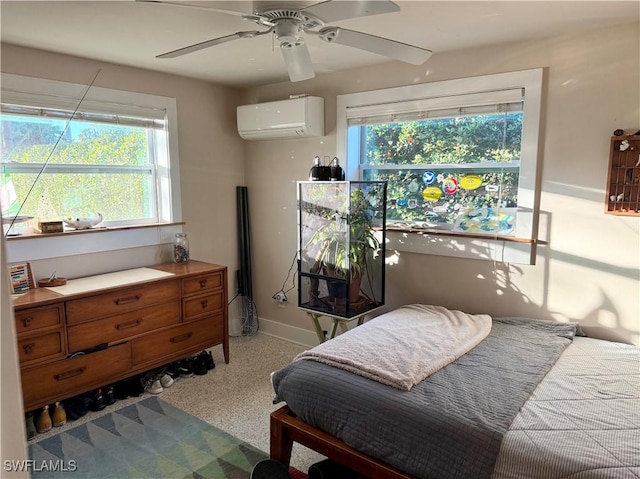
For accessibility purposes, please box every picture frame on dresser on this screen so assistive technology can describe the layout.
[8,261,35,294]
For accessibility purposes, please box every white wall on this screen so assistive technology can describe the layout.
[243,22,640,345]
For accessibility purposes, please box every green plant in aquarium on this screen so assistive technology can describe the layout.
[303,183,384,307]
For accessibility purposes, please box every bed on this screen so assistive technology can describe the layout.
[270,305,640,479]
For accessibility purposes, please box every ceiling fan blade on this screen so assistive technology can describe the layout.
[157,32,247,59]
[136,0,263,23]
[320,27,432,65]
[281,42,315,82]
[302,0,399,23]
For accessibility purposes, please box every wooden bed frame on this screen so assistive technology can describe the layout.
[270,405,415,479]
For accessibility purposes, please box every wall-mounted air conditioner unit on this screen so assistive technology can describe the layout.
[237,96,324,140]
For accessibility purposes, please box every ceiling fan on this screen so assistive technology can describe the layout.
[140,0,432,82]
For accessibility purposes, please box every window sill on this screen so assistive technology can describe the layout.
[4,222,185,263]
[5,222,185,241]
[386,225,535,244]
[385,228,536,264]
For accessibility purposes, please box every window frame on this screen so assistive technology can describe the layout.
[336,69,544,264]
[0,73,182,260]
[1,73,181,226]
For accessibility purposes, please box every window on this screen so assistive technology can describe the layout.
[337,69,543,264]
[0,73,181,233]
[351,93,523,234]
[1,106,165,226]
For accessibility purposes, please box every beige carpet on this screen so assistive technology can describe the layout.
[28,333,325,474]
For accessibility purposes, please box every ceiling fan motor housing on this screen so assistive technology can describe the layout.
[253,1,319,16]
[274,18,304,45]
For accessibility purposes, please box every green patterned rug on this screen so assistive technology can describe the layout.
[28,396,270,479]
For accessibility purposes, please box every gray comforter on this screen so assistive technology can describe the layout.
[272,317,577,479]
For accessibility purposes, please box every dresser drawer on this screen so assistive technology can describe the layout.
[15,304,64,334]
[132,314,223,365]
[66,280,180,324]
[183,291,224,321]
[67,301,181,353]
[21,342,131,408]
[18,331,65,364]
[182,272,223,296]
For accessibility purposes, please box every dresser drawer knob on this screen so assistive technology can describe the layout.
[22,343,35,355]
[116,319,142,330]
[54,367,86,381]
[170,332,193,343]
[201,299,208,309]
[22,317,33,328]
[199,279,207,288]
[115,295,141,305]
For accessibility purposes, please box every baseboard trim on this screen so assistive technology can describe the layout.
[258,317,318,348]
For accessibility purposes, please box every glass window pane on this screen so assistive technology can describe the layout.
[3,171,155,221]
[359,112,523,167]
[350,109,523,236]
[1,110,158,224]
[363,168,518,234]
[1,114,149,166]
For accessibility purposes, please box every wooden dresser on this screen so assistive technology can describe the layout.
[12,261,228,412]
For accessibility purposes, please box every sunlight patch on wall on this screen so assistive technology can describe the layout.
[386,251,400,265]
[597,309,618,329]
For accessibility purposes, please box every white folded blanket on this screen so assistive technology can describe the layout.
[295,304,492,390]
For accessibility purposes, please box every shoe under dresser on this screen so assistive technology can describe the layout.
[12,260,228,412]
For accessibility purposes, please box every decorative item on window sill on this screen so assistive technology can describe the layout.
[38,221,64,234]
[173,233,190,263]
[2,215,33,236]
[62,212,103,230]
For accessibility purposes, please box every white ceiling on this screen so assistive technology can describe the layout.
[1,1,638,88]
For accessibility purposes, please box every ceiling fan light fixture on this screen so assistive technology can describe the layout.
[280,41,315,82]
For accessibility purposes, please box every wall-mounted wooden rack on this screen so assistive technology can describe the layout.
[606,135,640,216]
